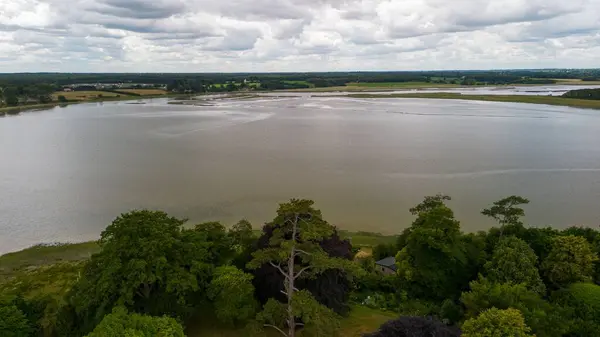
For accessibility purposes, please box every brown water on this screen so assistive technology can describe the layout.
[2,95,600,253]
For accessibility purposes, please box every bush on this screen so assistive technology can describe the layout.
[363,316,460,337]
[462,308,533,337]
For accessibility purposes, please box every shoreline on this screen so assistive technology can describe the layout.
[0,93,179,116]
[3,84,600,115]
[343,93,600,110]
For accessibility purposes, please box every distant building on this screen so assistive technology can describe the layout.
[63,88,73,92]
[375,256,397,275]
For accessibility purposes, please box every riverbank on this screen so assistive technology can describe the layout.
[0,91,176,116]
[345,93,600,110]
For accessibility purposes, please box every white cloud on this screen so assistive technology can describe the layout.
[0,0,598,71]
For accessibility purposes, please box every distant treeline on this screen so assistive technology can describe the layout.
[563,88,600,100]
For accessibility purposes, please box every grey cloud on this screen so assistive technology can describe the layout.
[95,0,186,19]
[204,29,262,51]
[0,0,599,71]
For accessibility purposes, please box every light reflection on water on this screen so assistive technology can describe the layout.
[1,91,600,253]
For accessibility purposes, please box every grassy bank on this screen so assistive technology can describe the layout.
[0,242,100,278]
[346,92,600,110]
[284,82,464,92]
[1,91,174,115]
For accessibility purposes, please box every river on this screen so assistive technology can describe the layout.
[1,91,600,253]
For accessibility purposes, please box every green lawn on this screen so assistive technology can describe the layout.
[346,93,600,110]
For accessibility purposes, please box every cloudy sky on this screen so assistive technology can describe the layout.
[0,0,599,72]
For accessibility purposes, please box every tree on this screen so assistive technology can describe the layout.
[229,219,255,252]
[462,308,534,337]
[85,307,184,337]
[246,199,361,337]
[250,221,355,316]
[542,235,598,288]
[69,210,217,333]
[0,305,32,337]
[484,237,545,294]
[482,196,529,226]
[58,95,68,103]
[395,196,470,300]
[460,277,568,336]
[372,243,397,261]
[363,316,460,337]
[3,87,18,106]
[207,266,258,326]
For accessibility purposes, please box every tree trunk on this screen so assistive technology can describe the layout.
[287,217,298,337]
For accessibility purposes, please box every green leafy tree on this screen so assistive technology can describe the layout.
[395,196,469,300]
[207,266,258,326]
[229,219,255,252]
[3,87,18,106]
[482,196,529,227]
[69,210,216,333]
[246,199,361,337]
[0,305,33,337]
[86,307,184,337]
[484,237,545,294]
[542,235,598,288]
[462,308,534,337]
[461,277,568,336]
[57,95,68,103]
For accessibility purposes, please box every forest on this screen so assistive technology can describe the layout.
[1,195,599,336]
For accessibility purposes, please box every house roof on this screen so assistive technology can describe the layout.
[375,256,397,271]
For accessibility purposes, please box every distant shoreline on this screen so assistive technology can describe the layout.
[342,92,600,110]
[3,84,600,116]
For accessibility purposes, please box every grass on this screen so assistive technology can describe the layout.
[185,305,395,337]
[0,242,99,278]
[346,82,460,89]
[346,92,600,110]
[53,91,126,101]
[117,89,168,95]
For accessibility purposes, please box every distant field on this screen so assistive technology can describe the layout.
[0,242,99,277]
[347,92,600,110]
[117,88,168,95]
[346,81,460,88]
[53,90,125,100]
[340,230,398,247]
[285,82,461,92]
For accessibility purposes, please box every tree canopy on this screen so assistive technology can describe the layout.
[542,235,598,288]
[395,196,470,300]
[85,307,184,337]
[462,308,534,337]
[483,236,545,294]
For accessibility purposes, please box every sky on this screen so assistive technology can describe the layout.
[0,0,599,72]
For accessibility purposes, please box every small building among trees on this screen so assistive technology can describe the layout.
[375,256,397,275]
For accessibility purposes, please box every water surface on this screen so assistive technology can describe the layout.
[2,94,600,253]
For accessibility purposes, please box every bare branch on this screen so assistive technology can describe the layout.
[280,290,287,296]
[264,324,288,337]
[269,261,289,280]
[295,323,305,327]
[294,266,311,280]
[295,249,312,256]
